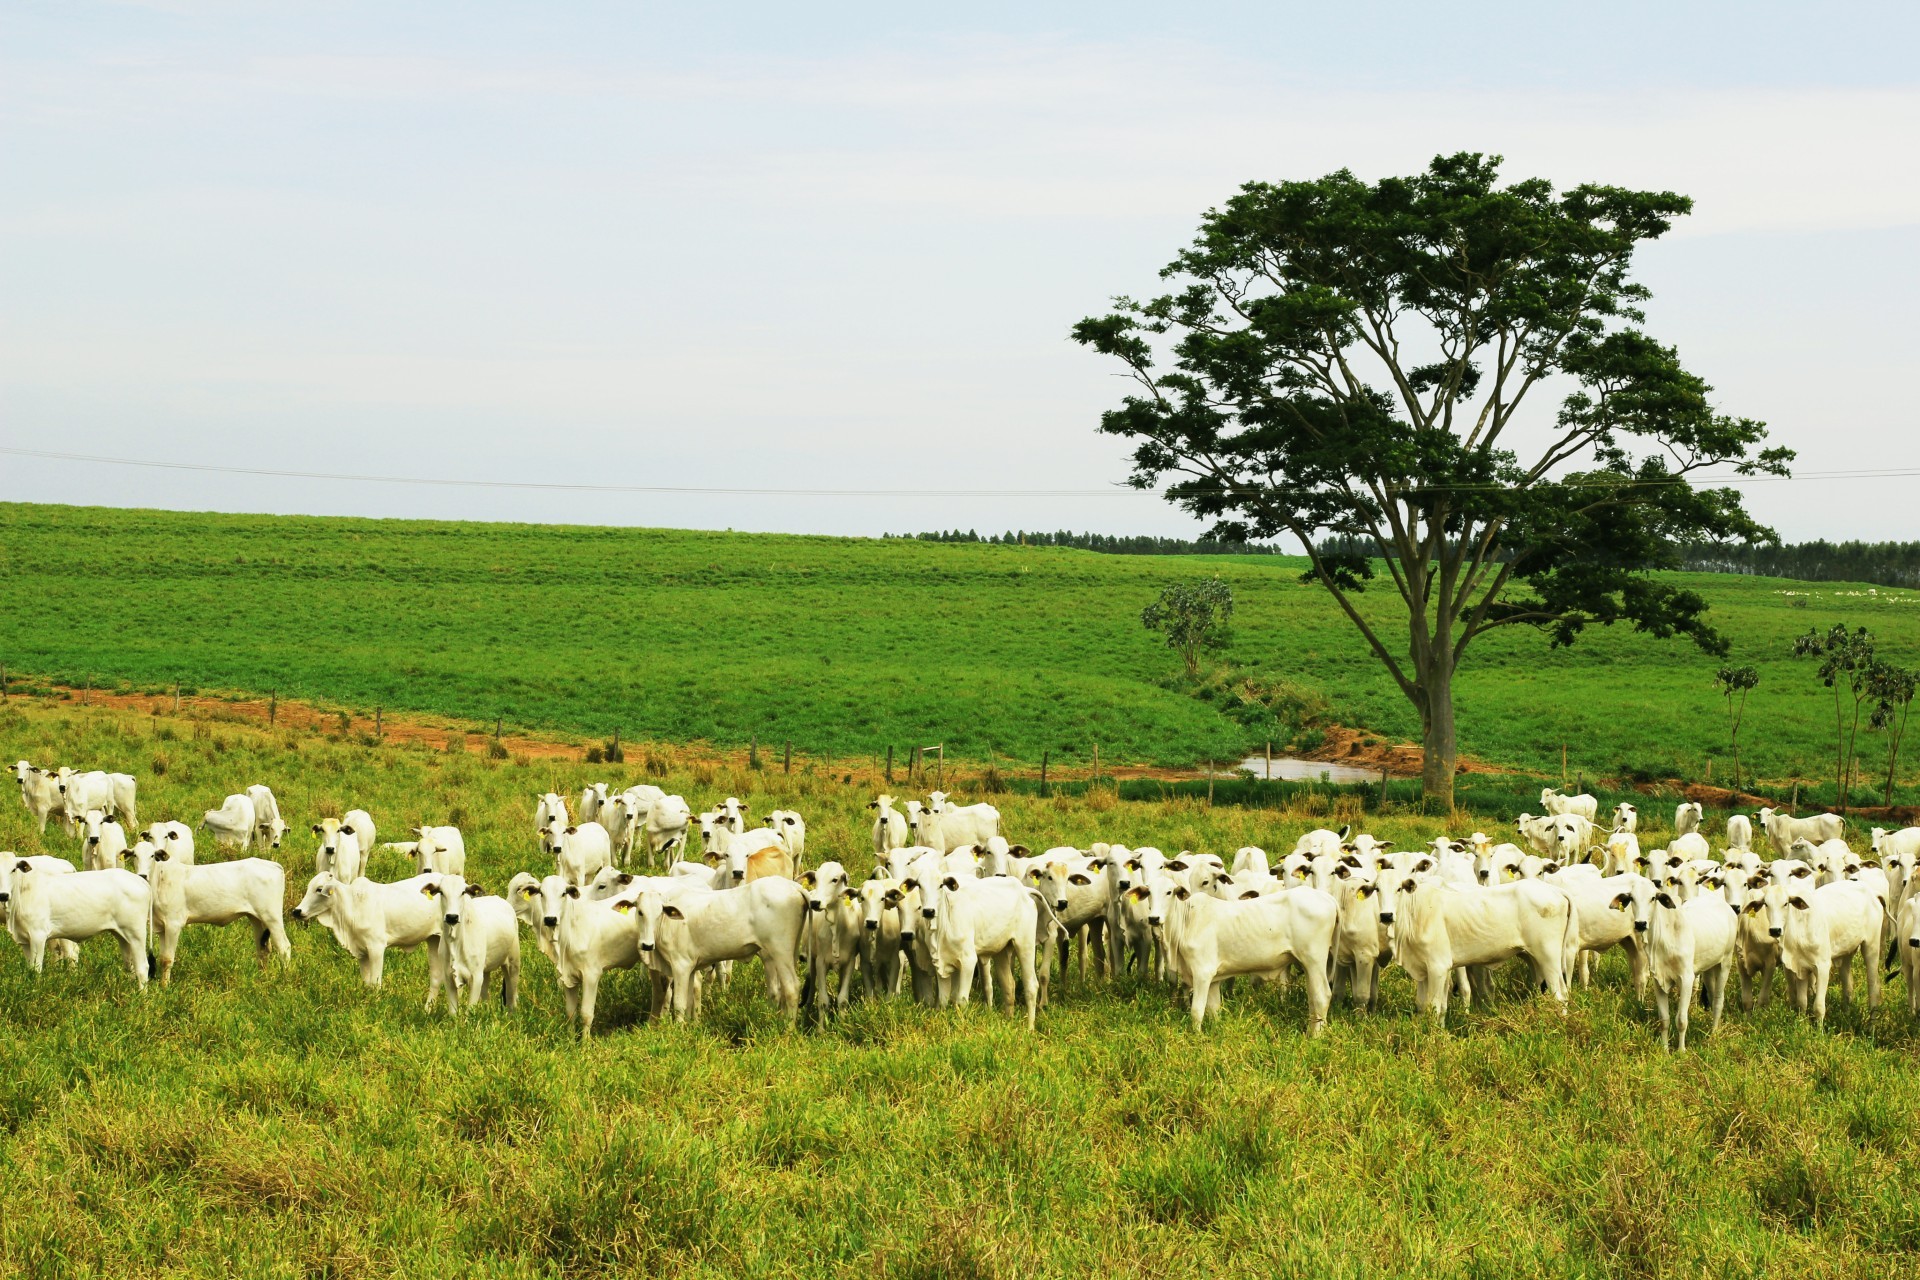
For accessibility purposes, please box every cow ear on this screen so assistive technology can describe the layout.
[1414,858,1434,874]
[1166,860,1188,871]
[1653,892,1675,909]
[1068,873,1092,886]
[1334,864,1351,879]
[942,876,959,891]
[1788,896,1810,910]
[421,884,437,897]
[1377,841,1394,849]
[1173,886,1191,901]
[866,801,878,809]
[800,871,816,888]
[1742,901,1762,915]
[563,886,580,899]
[1127,886,1147,901]
[154,849,171,862]
[1239,890,1260,900]
[1009,845,1031,857]
[1791,866,1812,879]
[311,824,323,835]
[900,878,918,892]
[662,905,684,919]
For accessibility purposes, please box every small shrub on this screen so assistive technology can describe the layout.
[602,739,625,764]
[486,739,509,760]
[977,766,1008,795]
[584,746,603,764]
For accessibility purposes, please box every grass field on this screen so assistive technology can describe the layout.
[2,698,1919,1278]
[5,503,1920,802]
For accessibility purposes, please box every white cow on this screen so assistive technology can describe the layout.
[6,861,149,985]
[311,819,367,884]
[201,793,259,853]
[291,871,446,1000]
[633,878,809,1024]
[802,862,861,1014]
[765,809,808,870]
[245,785,289,849]
[920,792,1001,853]
[1611,802,1638,834]
[1164,881,1337,1034]
[547,822,612,888]
[1515,814,1558,856]
[912,871,1041,1028]
[1674,802,1704,838]
[1752,876,1884,1029]
[426,874,521,1013]
[579,783,609,825]
[534,792,569,844]
[1291,827,1348,857]
[856,878,905,998]
[411,826,467,876]
[0,856,79,963]
[1610,872,1734,1051]
[11,763,65,834]
[1758,808,1846,857]
[1899,893,1920,1018]
[1330,863,1391,1011]
[542,880,648,1036]
[1725,813,1754,851]
[1375,876,1573,1017]
[1028,853,1108,986]
[146,850,290,985]
[1541,788,1599,822]
[145,821,196,866]
[57,769,119,833]
[506,871,566,965]
[1553,869,1650,994]
[81,810,130,872]
[868,795,911,856]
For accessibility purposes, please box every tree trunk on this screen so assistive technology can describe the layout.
[1416,653,1457,811]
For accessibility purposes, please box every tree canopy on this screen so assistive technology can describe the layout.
[1074,153,1791,802]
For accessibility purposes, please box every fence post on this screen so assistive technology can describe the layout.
[1207,760,1214,808]
[936,744,944,789]
[1265,740,1272,781]
[885,745,893,784]
[495,714,503,740]
[270,690,277,726]
[1380,765,1390,811]
[173,681,180,713]
[784,741,791,775]
[1791,778,1800,810]
[1092,743,1099,789]
[1041,750,1049,797]
[1561,744,1568,786]
[83,676,90,706]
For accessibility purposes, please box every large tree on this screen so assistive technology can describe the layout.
[1074,153,1790,806]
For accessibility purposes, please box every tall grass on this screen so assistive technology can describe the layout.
[1,699,1918,1277]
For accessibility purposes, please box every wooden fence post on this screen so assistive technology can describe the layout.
[269,690,277,726]
[1561,744,1568,786]
[83,676,90,706]
[885,745,893,783]
[784,741,791,774]
[1380,765,1390,811]
[1265,740,1272,781]
[1041,750,1049,797]
[494,714,503,740]
[1207,761,1215,808]
[1791,778,1800,810]
[1092,742,1099,788]
[936,744,944,789]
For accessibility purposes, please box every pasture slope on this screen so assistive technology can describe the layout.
[1,698,1918,1278]
[6,502,1920,799]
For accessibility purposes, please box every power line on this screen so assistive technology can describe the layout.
[0,444,1908,499]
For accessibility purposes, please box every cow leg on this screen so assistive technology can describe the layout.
[578,968,602,1037]
[1302,957,1332,1037]
[1812,960,1831,1029]
[1654,980,1673,1050]
[1188,968,1214,1031]
[1705,964,1729,1036]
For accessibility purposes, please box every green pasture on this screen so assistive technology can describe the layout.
[2,502,1918,799]
[0,700,1916,1278]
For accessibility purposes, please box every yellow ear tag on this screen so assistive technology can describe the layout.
[614,901,633,914]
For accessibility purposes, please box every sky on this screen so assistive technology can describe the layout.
[3,1,1917,543]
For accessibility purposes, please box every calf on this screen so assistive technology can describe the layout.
[579,783,609,825]
[1725,813,1754,851]
[856,878,904,998]
[411,825,467,876]
[920,791,1000,853]
[642,794,692,864]
[426,875,520,1014]
[81,810,130,872]
[145,821,196,866]
[1552,869,1650,995]
[1611,802,1638,833]
[546,882,648,1036]
[914,872,1041,1027]
[147,850,290,985]
[0,855,79,963]
[633,878,808,1023]
[802,862,861,1014]
[291,872,446,1002]
[1376,877,1573,1018]
[1612,873,1734,1050]
[58,769,118,834]
[547,821,613,888]
[1541,787,1598,822]
[534,792,569,845]
[507,871,567,965]
[11,763,64,834]
[5,862,149,986]
[1164,882,1337,1034]
[1674,802,1704,838]
[1028,854,1108,988]
[766,809,808,870]
[1758,807,1845,857]
[868,795,911,855]
[201,793,258,853]
[1752,877,1884,1029]
[245,785,289,849]
[1330,864,1391,1011]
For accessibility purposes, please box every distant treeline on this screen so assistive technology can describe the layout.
[1312,534,1920,590]
[889,530,1920,589]
[885,530,1286,556]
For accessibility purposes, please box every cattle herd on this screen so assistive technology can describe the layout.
[7,763,1920,1051]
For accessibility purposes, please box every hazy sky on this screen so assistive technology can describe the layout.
[4,2,1916,542]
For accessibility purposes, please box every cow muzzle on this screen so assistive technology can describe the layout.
[640,941,653,952]
[444,915,459,926]
[807,901,823,913]
[921,908,935,920]
[732,871,744,883]
[543,915,558,928]
[1378,912,1394,925]
[1054,899,1067,911]
[864,920,877,931]
[1769,926,1782,938]
[1147,915,1162,927]
[1633,921,1647,933]
[289,906,303,919]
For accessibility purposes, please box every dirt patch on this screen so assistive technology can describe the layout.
[1293,724,1502,779]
